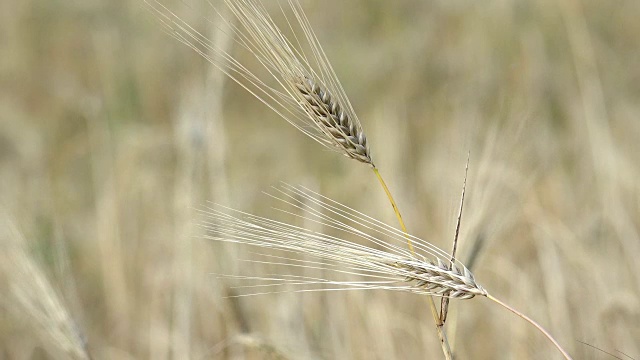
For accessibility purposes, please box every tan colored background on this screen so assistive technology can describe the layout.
[1,0,639,358]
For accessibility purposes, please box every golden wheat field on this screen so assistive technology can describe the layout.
[1,0,639,359]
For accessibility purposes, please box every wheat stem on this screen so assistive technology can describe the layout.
[372,167,453,360]
[439,154,469,324]
[487,294,573,360]
[372,167,412,251]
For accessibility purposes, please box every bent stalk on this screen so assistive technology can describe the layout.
[487,294,573,360]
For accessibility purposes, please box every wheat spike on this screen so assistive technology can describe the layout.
[392,259,487,299]
[144,0,374,165]
[294,75,371,164]
[201,183,483,299]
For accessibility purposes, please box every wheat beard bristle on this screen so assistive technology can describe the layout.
[393,259,488,299]
[294,75,372,165]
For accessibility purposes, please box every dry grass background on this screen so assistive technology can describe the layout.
[1,0,639,358]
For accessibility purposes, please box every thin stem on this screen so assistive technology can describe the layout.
[440,153,470,324]
[372,166,453,360]
[449,152,470,266]
[487,294,573,360]
[429,298,453,360]
[372,167,413,252]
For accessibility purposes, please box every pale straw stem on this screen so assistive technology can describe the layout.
[487,294,573,360]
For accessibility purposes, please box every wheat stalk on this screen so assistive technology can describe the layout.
[202,184,573,360]
[0,218,91,360]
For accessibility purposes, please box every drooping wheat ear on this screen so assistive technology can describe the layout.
[294,75,371,164]
[144,0,373,166]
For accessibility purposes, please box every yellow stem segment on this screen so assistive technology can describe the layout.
[372,167,415,254]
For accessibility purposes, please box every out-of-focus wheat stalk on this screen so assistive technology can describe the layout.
[201,184,573,360]
[208,333,291,359]
[0,217,91,360]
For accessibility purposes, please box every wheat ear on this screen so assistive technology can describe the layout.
[202,183,488,300]
[144,0,372,165]
[294,75,371,164]
[202,184,573,360]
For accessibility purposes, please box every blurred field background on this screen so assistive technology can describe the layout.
[1,0,639,358]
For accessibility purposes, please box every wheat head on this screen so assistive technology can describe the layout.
[201,183,485,300]
[294,75,371,164]
[145,0,374,166]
